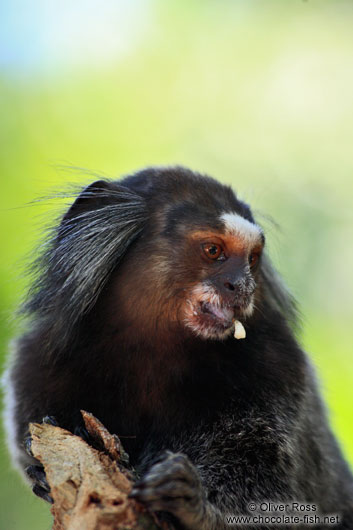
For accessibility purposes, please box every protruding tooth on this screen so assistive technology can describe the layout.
[234,320,246,339]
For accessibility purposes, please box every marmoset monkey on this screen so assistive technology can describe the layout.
[3,167,353,529]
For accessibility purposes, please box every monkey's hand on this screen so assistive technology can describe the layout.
[24,415,92,504]
[24,416,58,503]
[130,451,221,530]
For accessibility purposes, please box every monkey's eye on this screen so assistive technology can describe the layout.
[248,252,260,268]
[202,243,224,261]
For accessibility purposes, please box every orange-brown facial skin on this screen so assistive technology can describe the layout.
[182,229,264,339]
[102,222,264,349]
[189,230,263,257]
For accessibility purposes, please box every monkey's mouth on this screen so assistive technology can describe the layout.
[199,301,234,329]
[184,284,253,340]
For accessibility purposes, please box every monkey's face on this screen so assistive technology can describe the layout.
[179,212,264,340]
[109,207,263,344]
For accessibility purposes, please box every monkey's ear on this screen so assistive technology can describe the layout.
[36,178,147,354]
[62,180,116,222]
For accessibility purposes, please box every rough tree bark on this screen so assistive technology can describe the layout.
[29,411,172,530]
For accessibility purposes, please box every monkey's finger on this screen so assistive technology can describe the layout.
[74,425,91,443]
[32,483,53,504]
[42,415,58,426]
[139,461,199,488]
[130,482,195,502]
[132,468,198,496]
[133,466,189,491]
[24,436,33,457]
[25,465,51,492]
[136,495,187,514]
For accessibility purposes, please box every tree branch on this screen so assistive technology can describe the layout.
[29,411,169,530]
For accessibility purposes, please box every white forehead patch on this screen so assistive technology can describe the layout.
[220,212,262,246]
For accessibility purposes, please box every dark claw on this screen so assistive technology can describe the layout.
[74,425,91,443]
[27,465,53,503]
[24,436,33,457]
[42,415,58,426]
[32,483,53,504]
[26,465,50,492]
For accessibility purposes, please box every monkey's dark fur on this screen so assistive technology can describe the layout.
[4,167,353,529]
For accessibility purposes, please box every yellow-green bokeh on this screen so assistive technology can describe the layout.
[0,1,352,528]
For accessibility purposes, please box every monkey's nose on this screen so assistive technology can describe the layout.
[221,277,255,306]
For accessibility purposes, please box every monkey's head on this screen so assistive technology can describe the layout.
[106,167,265,342]
[26,166,292,353]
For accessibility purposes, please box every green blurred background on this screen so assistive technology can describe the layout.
[0,1,352,528]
